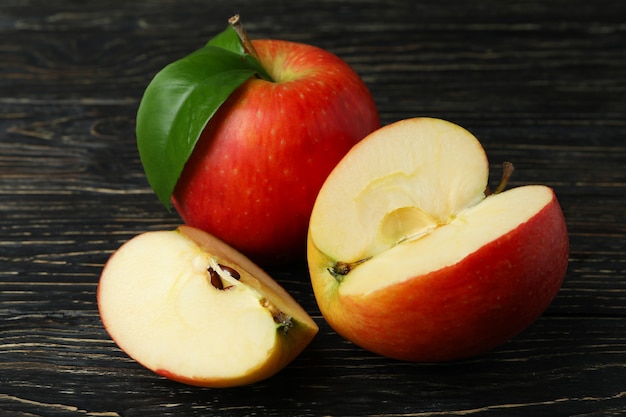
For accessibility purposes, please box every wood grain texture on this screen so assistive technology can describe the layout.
[1,0,625,416]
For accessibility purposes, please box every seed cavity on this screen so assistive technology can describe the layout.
[208,263,241,290]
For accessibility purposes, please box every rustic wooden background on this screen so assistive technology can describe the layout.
[1,0,625,415]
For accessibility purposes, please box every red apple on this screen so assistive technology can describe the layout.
[307,117,569,362]
[171,30,379,265]
[97,225,318,387]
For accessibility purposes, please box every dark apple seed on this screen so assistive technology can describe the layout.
[208,264,241,290]
[219,264,241,280]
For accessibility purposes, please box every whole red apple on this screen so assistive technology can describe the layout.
[307,118,569,362]
[165,23,379,265]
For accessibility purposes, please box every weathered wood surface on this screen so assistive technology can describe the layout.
[1,0,625,415]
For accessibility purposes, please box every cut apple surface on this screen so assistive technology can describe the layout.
[310,117,489,263]
[307,117,569,362]
[98,226,318,387]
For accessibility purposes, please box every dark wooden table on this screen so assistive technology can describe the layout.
[2,1,625,416]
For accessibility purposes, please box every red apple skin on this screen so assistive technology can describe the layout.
[310,190,569,362]
[172,39,380,265]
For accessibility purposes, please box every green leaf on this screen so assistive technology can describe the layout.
[207,26,274,82]
[242,53,274,82]
[136,31,268,208]
[206,26,245,54]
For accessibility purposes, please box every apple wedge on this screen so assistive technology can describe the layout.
[97,225,318,387]
[307,117,569,362]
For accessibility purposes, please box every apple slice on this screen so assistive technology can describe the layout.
[307,117,569,362]
[97,225,318,387]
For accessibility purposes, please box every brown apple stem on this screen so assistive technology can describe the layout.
[229,14,261,62]
[493,161,515,194]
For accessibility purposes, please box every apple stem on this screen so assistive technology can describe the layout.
[229,15,262,63]
[493,161,515,195]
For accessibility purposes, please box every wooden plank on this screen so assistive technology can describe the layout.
[1,0,625,415]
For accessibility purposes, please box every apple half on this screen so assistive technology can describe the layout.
[97,225,318,387]
[307,117,569,362]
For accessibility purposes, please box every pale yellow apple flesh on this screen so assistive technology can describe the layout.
[338,185,557,295]
[98,226,318,387]
[310,117,489,263]
[307,117,569,361]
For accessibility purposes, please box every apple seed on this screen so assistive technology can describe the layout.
[208,264,241,290]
